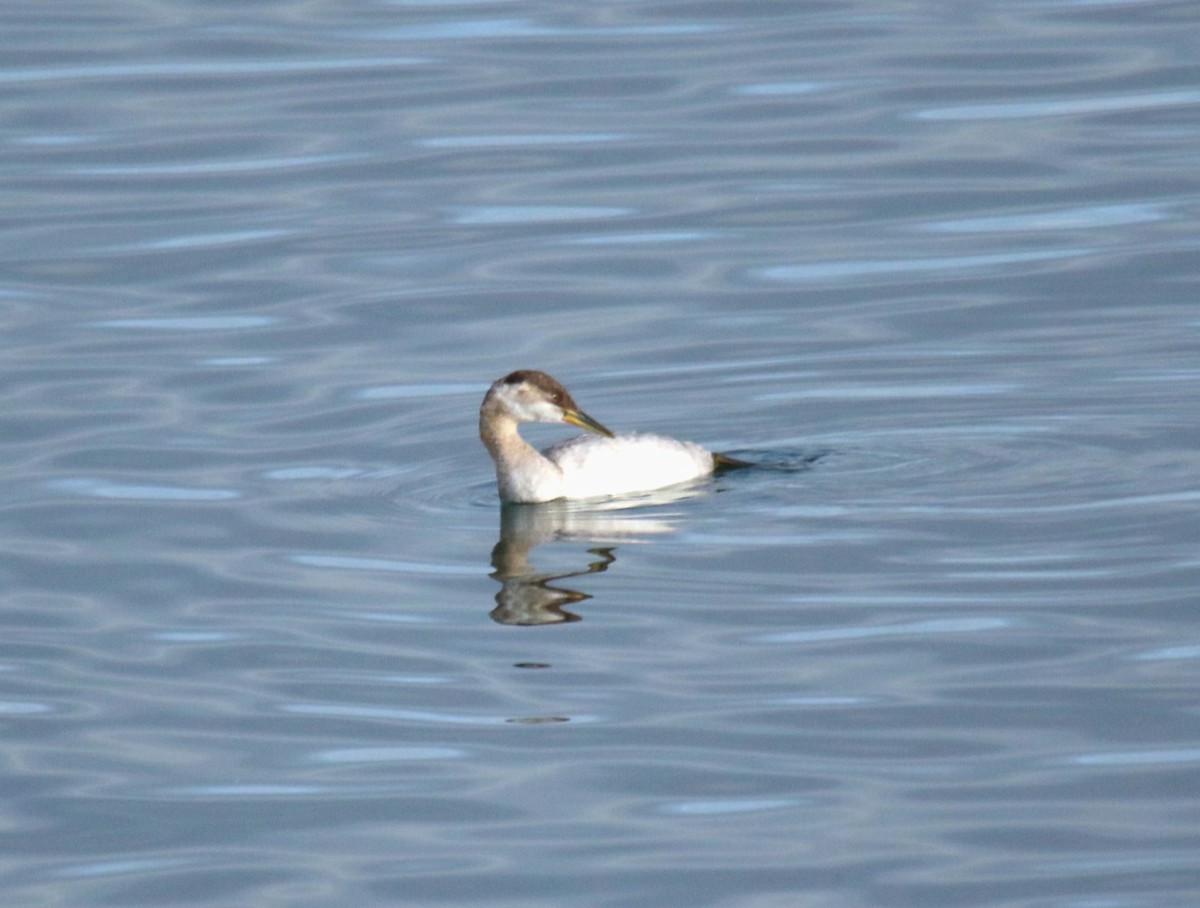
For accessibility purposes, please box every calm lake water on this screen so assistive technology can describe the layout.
[3,1,1199,906]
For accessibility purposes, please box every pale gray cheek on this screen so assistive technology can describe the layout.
[529,401,562,422]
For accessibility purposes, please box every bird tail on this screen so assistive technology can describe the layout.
[713,452,753,469]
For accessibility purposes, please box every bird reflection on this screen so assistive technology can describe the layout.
[487,497,685,625]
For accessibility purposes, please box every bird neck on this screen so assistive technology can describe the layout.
[479,408,563,502]
[480,408,528,462]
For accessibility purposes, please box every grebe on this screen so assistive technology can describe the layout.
[480,370,745,503]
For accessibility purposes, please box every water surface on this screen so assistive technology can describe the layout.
[2,1,1199,906]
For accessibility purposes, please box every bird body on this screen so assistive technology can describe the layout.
[543,432,714,500]
[480,370,737,503]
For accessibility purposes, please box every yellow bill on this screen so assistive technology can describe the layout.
[562,408,614,437]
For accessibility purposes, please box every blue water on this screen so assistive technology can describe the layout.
[3,1,1199,906]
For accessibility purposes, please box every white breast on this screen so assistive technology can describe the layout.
[543,432,714,499]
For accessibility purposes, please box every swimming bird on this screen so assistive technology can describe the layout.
[480,370,746,503]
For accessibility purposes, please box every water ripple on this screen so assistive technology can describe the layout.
[96,316,277,330]
[450,205,633,225]
[921,202,1168,233]
[69,153,365,177]
[754,617,1011,645]
[917,87,1200,120]
[290,554,479,575]
[1067,749,1200,767]
[661,798,803,816]
[417,133,629,148]
[756,248,1088,283]
[312,746,467,764]
[0,57,428,84]
[47,478,241,501]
